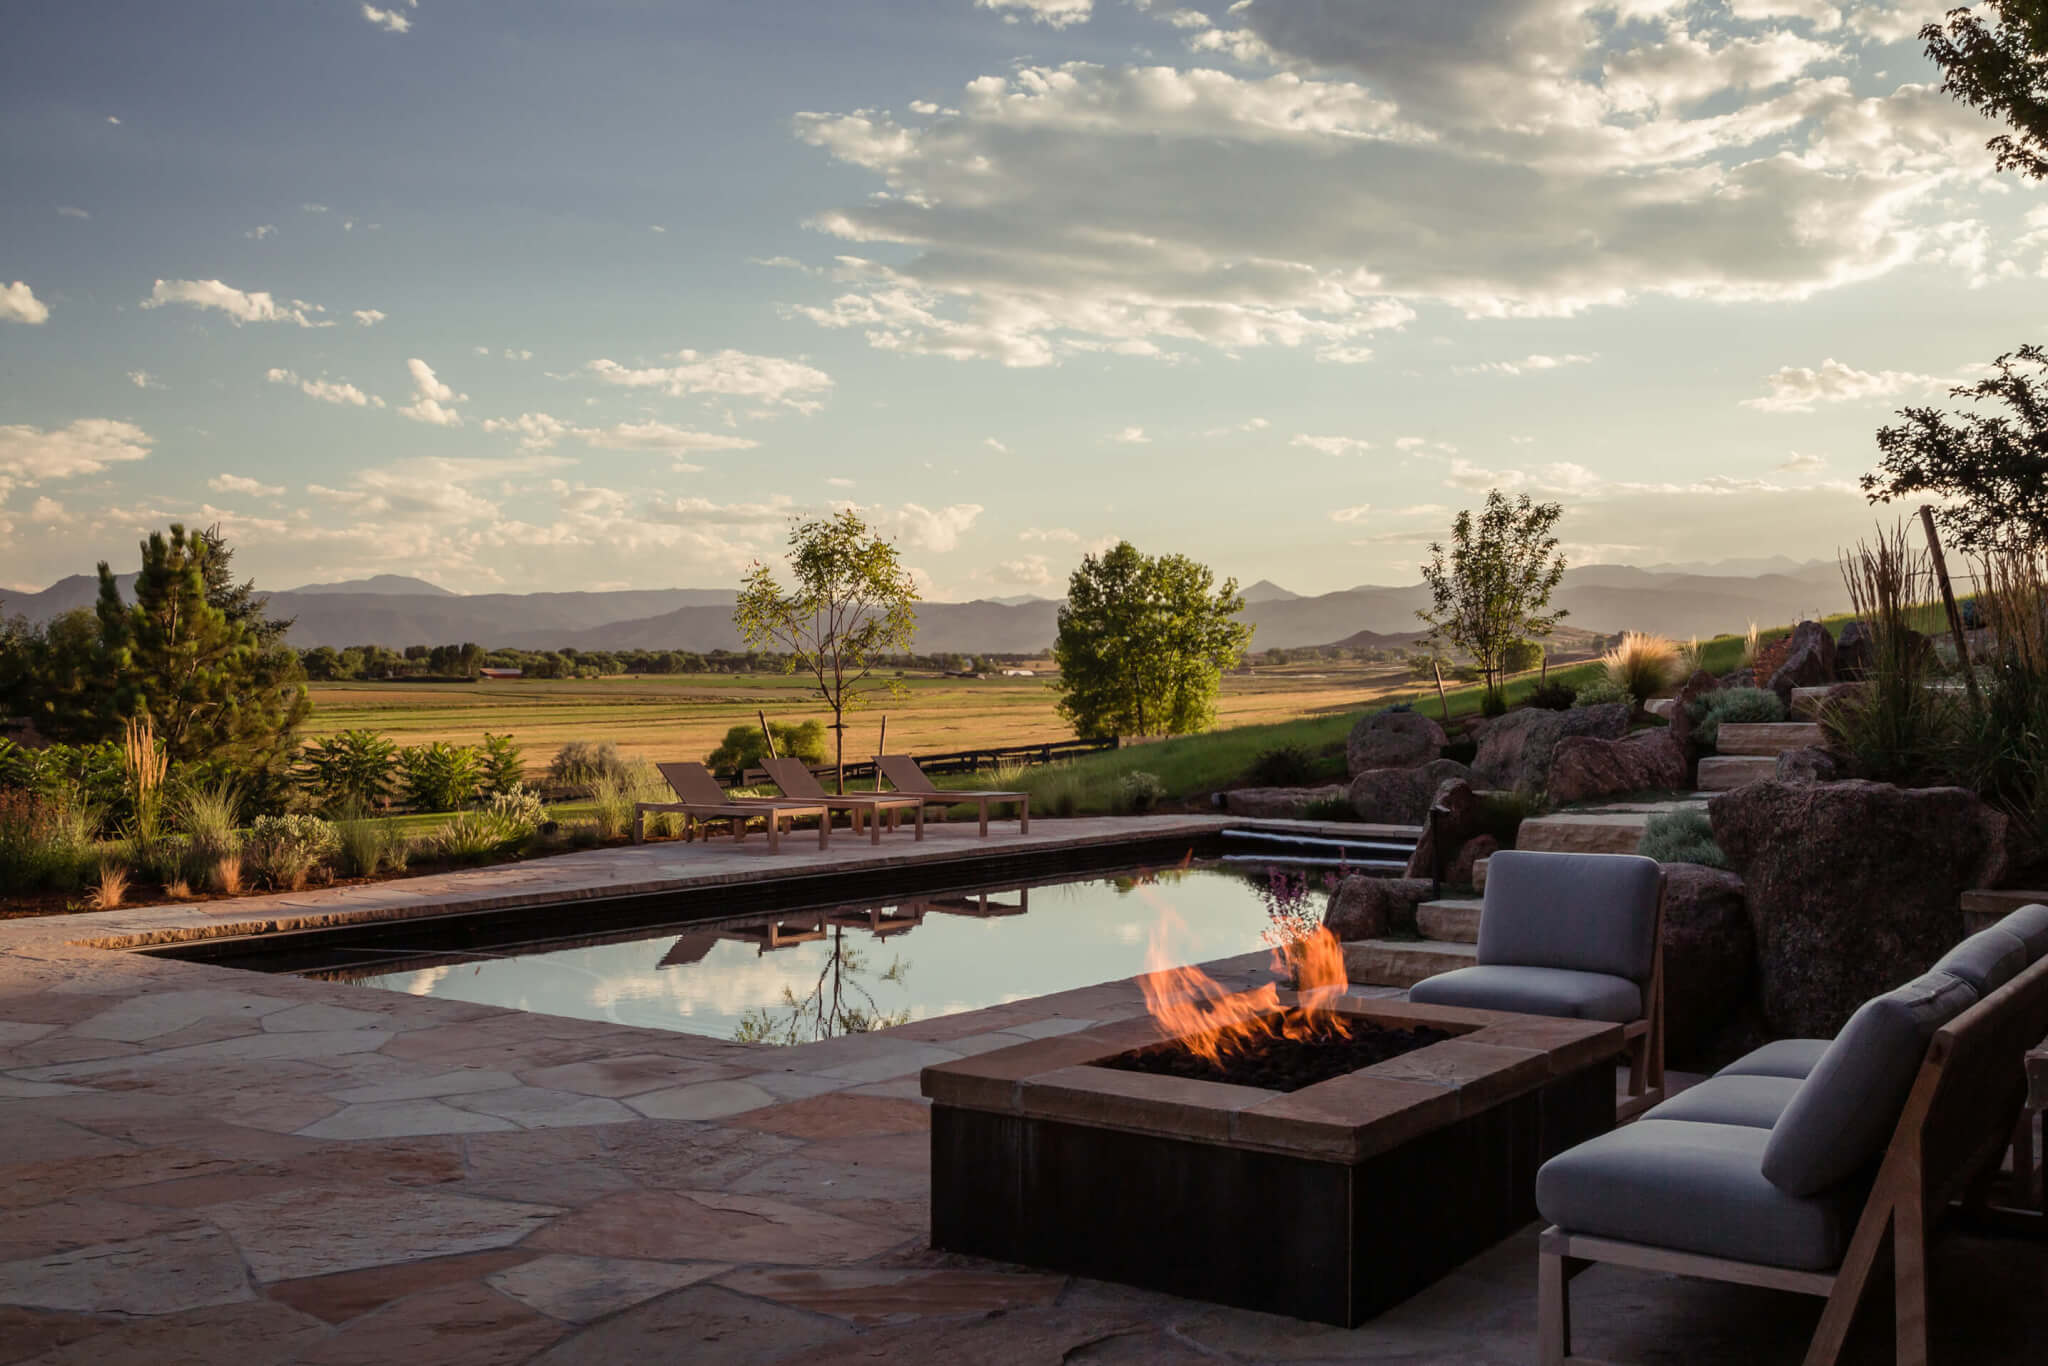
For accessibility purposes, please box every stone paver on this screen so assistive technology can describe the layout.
[0,823,2041,1363]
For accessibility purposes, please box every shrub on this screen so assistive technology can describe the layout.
[1572,677,1629,709]
[705,721,828,774]
[485,784,548,837]
[131,832,189,890]
[1474,790,1539,848]
[547,740,627,792]
[1120,771,1166,813]
[1246,744,1321,787]
[478,733,526,797]
[174,782,242,871]
[1480,689,1509,718]
[1524,680,1577,711]
[299,729,398,812]
[1823,525,1958,785]
[1636,809,1729,869]
[1602,632,1684,707]
[1300,795,1358,822]
[245,814,339,890]
[210,855,243,895]
[86,859,130,910]
[334,810,392,878]
[398,741,482,812]
[590,773,636,841]
[0,791,99,893]
[0,740,128,817]
[434,808,532,861]
[1686,687,1787,751]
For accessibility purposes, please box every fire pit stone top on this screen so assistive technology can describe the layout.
[922,995,1625,1164]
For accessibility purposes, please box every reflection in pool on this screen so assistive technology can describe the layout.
[335,864,1289,1043]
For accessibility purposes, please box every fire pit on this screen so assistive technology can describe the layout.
[922,932,1624,1326]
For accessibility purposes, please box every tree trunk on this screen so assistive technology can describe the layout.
[832,704,845,794]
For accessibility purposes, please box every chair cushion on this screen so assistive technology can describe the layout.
[1478,851,1663,984]
[1644,1075,1804,1130]
[1537,1120,1862,1271]
[1408,964,1641,1023]
[1994,903,2048,962]
[1717,1038,1830,1081]
[1761,970,1978,1197]
[1935,928,2029,997]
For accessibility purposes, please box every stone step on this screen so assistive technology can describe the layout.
[1645,697,1678,720]
[1416,898,1484,943]
[1514,811,1651,856]
[1696,755,1778,791]
[1715,722,1824,757]
[1790,686,1836,719]
[1342,937,1477,989]
[1962,888,2048,934]
[1473,856,1489,892]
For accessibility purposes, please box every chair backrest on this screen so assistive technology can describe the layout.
[876,754,938,794]
[1933,926,2029,997]
[760,756,829,798]
[1912,951,2048,1204]
[658,761,732,806]
[1995,902,2048,960]
[1476,850,1663,985]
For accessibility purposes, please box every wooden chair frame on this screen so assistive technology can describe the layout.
[1540,952,2048,1366]
[747,757,926,846]
[630,799,829,852]
[874,754,1030,837]
[1616,871,1669,1124]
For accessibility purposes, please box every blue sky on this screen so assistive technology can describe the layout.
[3,0,2043,600]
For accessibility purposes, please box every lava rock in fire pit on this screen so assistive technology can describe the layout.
[1095,1018,1454,1094]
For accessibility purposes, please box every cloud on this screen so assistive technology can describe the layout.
[1730,0,1844,30]
[827,476,855,488]
[211,473,285,497]
[977,0,1093,28]
[995,554,1054,586]
[1742,357,1942,412]
[1292,434,1371,456]
[398,358,465,426]
[352,308,387,327]
[504,348,532,360]
[1454,352,1595,376]
[1443,455,1846,500]
[301,203,329,214]
[985,437,1010,453]
[127,370,162,389]
[1777,450,1829,472]
[0,419,153,481]
[142,278,325,327]
[1110,426,1151,445]
[361,3,414,34]
[482,411,758,460]
[1330,504,1372,523]
[267,367,377,407]
[29,497,68,524]
[1021,526,1081,543]
[56,205,88,219]
[874,502,985,552]
[244,224,276,240]
[585,349,834,412]
[1,282,50,325]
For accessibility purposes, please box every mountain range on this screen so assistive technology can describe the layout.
[0,560,1850,654]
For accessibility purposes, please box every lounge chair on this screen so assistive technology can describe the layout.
[634,762,830,852]
[1408,850,1667,1119]
[875,754,1029,836]
[751,756,926,846]
[1535,904,2048,1366]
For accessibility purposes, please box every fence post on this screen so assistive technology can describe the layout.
[1919,505,1981,713]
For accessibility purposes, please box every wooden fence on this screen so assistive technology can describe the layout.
[735,736,1117,788]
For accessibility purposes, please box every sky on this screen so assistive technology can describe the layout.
[3,0,2045,602]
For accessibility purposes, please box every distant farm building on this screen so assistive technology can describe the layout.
[478,667,523,680]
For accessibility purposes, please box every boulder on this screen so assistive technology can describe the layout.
[1667,669,1720,757]
[1546,729,1689,807]
[1223,785,1347,819]
[1445,834,1499,888]
[1470,702,1630,793]
[1324,876,1435,941]
[1710,779,2004,1037]
[1346,710,1447,776]
[1767,619,1837,704]
[1774,747,1838,785]
[1655,863,1755,1070]
[1402,777,1485,877]
[1834,620,1875,681]
[1348,759,1472,825]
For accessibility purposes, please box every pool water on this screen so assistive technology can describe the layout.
[336,863,1294,1043]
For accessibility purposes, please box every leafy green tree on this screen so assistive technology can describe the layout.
[1052,542,1252,740]
[706,721,829,775]
[478,732,526,796]
[1417,492,1569,706]
[1866,345,2048,552]
[734,510,919,792]
[89,526,309,774]
[732,930,910,1044]
[398,741,483,812]
[1923,2,2048,179]
[299,729,399,812]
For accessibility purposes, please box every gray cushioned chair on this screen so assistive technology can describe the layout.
[1533,905,2048,1366]
[1409,850,1667,1118]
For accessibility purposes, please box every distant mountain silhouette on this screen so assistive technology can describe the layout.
[1240,578,1303,604]
[288,574,458,597]
[1,561,1852,652]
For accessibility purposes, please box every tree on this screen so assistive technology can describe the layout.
[1052,542,1252,740]
[734,509,919,792]
[193,523,293,646]
[1416,491,1568,705]
[91,525,310,774]
[1866,345,2048,552]
[1923,2,2048,179]
[705,720,829,775]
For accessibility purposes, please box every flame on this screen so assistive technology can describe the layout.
[1135,906,1352,1070]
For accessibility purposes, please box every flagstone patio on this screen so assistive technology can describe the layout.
[2,821,2044,1363]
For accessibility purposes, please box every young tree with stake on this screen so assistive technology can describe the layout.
[734,510,919,793]
[1416,491,1568,710]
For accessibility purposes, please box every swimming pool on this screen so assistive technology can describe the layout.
[297,862,1299,1043]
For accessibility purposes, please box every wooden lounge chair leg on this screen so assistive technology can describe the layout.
[818,812,830,849]
[632,807,645,844]
[1893,1190,1929,1366]
[869,805,882,845]
[1804,1200,1890,1366]
[1538,1245,1573,1366]
[913,803,923,841]
[767,813,780,853]
[978,799,989,838]
[1019,794,1028,833]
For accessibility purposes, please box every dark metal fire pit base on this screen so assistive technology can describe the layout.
[924,1000,1622,1327]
